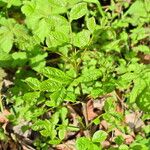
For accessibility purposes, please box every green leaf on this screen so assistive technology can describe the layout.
[80,68,102,82]
[58,127,66,140]
[73,30,91,48]
[0,128,7,141]
[104,98,116,112]
[0,52,13,67]
[59,107,68,121]
[23,92,40,103]
[51,112,60,125]
[136,85,150,112]
[47,15,70,35]
[34,18,50,42]
[46,31,69,48]
[92,130,108,143]
[70,2,87,21]
[86,17,96,32]
[40,79,62,92]
[76,137,100,150]
[65,91,76,102]
[133,45,150,54]
[25,77,41,90]
[90,88,104,98]
[21,1,36,16]
[45,88,66,107]
[119,144,129,150]
[129,78,146,103]
[0,27,14,53]
[30,52,47,72]
[76,137,91,150]
[83,0,99,4]
[126,0,148,18]
[2,0,21,8]
[114,135,124,145]
[11,52,27,67]
[41,67,72,84]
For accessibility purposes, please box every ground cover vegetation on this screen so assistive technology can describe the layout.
[0,0,150,149]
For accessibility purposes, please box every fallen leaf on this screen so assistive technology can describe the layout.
[56,140,76,150]
[0,109,10,123]
[101,141,110,149]
[86,99,98,121]
[125,112,144,132]
[113,128,134,144]
[99,120,108,130]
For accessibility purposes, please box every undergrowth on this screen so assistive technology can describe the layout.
[0,0,150,149]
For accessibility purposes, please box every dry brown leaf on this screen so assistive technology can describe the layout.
[125,112,144,131]
[138,52,150,64]
[0,109,10,123]
[99,120,108,130]
[113,128,134,144]
[56,140,76,150]
[101,141,111,149]
[124,135,134,145]
[86,99,98,121]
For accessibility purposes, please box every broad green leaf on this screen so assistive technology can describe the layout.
[0,27,14,53]
[0,52,13,67]
[35,0,66,16]
[83,0,98,4]
[40,79,62,92]
[11,52,27,67]
[46,31,69,48]
[65,0,81,6]
[119,144,129,150]
[133,45,150,54]
[129,78,146,103]
[76,137,100,150]
[0,128,7,140]
[58,127,66,140]
[101,40,120,52]
[23,92,40,103]
[60,107,68,121]
[73,30,91,48]
[64,91,76,102]
[30,52,47,72]
[136,86,150,112]
[92,130,108,143]
[114,135,124,145]
[47,15,70,35]
[76,137,91,150]
[126,0,148,18]
[45,88,66,107]
[48,0,67,13]
[48,0,67,14]
[90,88,104,98]
[34,18,50,42]
[104,98,116,112]
[51,112,60,125]
[86,17,96,32]
[41,67,72,84]
[70,2,87,21]
[21,1,36,16]
[2,0,21,8]
[49,0,66,7]
[25,77,41,90]
[80,68,102,82]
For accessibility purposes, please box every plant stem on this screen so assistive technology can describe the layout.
[0,93,4,112]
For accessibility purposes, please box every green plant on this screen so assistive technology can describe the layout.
[0,0,149,149]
